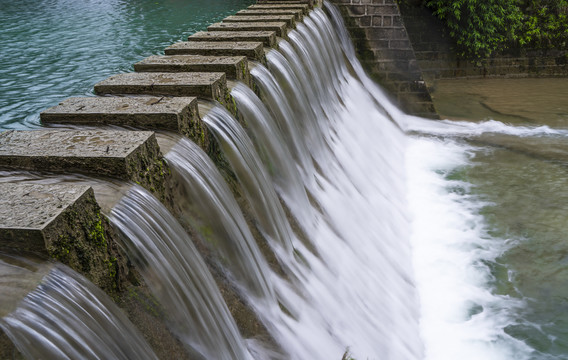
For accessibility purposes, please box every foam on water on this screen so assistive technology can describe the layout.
[406,135,536,359]
[403,117,568,138]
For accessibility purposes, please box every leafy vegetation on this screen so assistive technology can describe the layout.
[416,0,568,59]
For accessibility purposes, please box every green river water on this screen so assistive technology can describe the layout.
[433,78,568,358]
[0,0,255,130]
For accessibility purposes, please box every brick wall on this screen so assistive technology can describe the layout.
[398,2,568,85]
[329,0,437,118]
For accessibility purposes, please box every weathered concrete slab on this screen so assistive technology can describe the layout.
[248,3,309,14]
[208,22,288,38]
[134,55,249,82]
[164,41,265,62]
[94,72,227,100]
[222,15,296,28]
[0,129,158,180]
[0,183,126,293]
[257,0,312,6]
[188,31,277,48]
[235,9,303,22]
[41,96,200,135]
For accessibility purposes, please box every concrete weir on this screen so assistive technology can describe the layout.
[0,1,318,357]
[0,183,94,254]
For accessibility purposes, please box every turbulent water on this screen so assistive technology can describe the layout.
[1,0,567,359]
[155,7,422,359]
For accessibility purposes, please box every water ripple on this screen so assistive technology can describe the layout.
[0,0,255,130]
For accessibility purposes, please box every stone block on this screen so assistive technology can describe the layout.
[358,15,372,27]
[164,41,265,62]
[368,39,390,49]
[374,48,415,60]
[248,3,309,14]
[223,15,296,28]
[372,16,383,27]
[189,31,276,47]
[389,39,411,49]
[367,4,399,15]
[208,21,288,38]
[134,55,249,82]
[0,130,156,180]
[347,5,366,15]
[40,96,207,143]
[257,0,312,7]
[367,28,407,40]
[236,9,303,22]
[94,72,227,100]
[0,129,175,208]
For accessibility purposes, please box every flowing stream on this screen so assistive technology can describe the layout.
[0,255,157,360]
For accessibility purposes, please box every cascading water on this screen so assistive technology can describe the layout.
[0,257,157,360]
[110,185,253,360]
[165,138,275,303]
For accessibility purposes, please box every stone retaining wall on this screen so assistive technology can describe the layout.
[329,0,437,118]
[399,1,568,87]
[0,1,313,358]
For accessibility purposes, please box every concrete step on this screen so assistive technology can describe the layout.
[40,96,201,136]
[257,0,313,7]
[94,72,227,100]
[0,182,127,292]
[0,183,93,254]
[235,9,303,21]
[188,31,277,48]
[208,22,288,38]
[222,15,296,28]
[164,41,265,62]
[134,54,249,82]
[248,3,309,15]
[0,129,163,181]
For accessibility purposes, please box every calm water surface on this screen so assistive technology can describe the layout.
[432,78,568,358]
[0,0,255,130]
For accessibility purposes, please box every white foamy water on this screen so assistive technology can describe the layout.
[406,135,535,359]
[402,117,568,138]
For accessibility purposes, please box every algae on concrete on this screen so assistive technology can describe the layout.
[0,183,127,294]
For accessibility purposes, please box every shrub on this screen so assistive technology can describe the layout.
[418,0,568,60]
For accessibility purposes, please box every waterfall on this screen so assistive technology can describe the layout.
[110,186,253,360]
[0,259,157,360]
[1,4,433,359]
[157,6,422,358]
